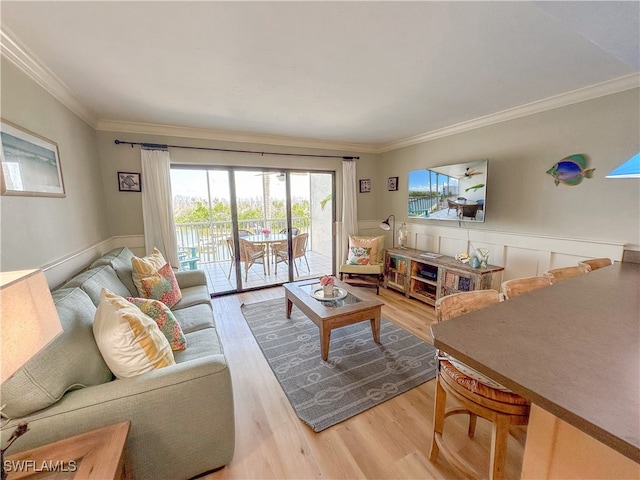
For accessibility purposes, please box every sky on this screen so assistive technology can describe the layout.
[408,169,458,194]
[171,169,310,201]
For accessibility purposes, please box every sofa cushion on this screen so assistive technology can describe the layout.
[90,247,137,296]
[172,303,215,334]
[0,288,112,419]
[174,328,224,364]
[127,297,187,351]
[171,284,211,310]
[93,289,175,379]
[62,265,132,306]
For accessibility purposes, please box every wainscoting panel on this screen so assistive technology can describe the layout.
[43,235,145,289]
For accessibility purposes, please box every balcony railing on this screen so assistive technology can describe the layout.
[175,217,311,264]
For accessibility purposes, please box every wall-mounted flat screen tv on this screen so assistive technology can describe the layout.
[408,159,488,222]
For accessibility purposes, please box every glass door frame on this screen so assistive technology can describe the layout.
[171,164,336,295]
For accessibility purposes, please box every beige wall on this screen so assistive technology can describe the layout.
[371,89,640,249]
[1,55,638,281]
[95,130,377,243]
[0,60,110,272]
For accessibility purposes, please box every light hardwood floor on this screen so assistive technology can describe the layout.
[204,285,524,479]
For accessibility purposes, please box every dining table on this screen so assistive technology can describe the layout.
[244,233,288,274]
[430,261,640,478]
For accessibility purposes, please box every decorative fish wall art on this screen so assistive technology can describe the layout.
[546,154,595,186]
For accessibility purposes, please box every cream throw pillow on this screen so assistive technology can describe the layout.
[131,247,167,294]
[93,289,175,379]
[348,235,385,265]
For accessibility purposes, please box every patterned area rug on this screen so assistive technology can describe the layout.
[241,297,438,432]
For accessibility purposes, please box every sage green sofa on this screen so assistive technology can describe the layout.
[1,247,234,480]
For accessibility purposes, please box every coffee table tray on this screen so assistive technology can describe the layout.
[310,286,348,301]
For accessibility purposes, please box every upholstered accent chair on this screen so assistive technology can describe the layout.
[339,235,385,294]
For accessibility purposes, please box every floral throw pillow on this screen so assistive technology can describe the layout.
[138,262,182,308]
[347,246,372,265]
[127,297,187,351]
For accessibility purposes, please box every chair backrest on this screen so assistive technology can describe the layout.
[435,290,501,322]
[460,204,479,219]
[447,199,457,208]
[279,227,300,236]
[238,238,265,261]
[501,276,552,300]
[292,233,308,258]
[225,237,235,259]
[578,258,613,271]
[543,264,590,284]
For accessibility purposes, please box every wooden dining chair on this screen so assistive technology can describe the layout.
[430,290,530,480]
[501,275,552,300]
[543,264,590,284]
[225,237,266,281]
[578,257,613,271]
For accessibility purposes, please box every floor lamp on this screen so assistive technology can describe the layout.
[1,269,63,480]
[379,214,396,248]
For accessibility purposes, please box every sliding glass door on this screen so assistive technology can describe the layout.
[171,166,334,295]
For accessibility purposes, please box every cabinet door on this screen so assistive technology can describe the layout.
[385,253,408,293]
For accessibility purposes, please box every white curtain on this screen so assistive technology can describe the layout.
[341,159,358,262]
[140,148,180,268]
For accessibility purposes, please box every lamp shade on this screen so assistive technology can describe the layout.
[379,214,396,248]
[1,269,63,383]
[606,152,640,178]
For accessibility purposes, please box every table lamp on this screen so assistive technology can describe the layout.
[379,214,396,248]
[1,269,63,480]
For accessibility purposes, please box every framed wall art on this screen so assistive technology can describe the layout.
[0,119,65,197]
[359,178,371,193]
[388,176,398,191]
[118,172,142,192]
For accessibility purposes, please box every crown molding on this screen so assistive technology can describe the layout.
[3,23,637,155]
[96,119,380,154]
[0,26,98,127]
[378,73,640,153]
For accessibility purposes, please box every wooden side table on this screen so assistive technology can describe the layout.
[5,421,131,480]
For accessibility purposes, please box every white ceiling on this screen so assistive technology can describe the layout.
[1,1,638,150]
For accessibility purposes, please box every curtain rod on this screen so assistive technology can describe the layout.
[114,140,359,160]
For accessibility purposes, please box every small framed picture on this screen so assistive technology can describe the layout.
[359,178,371,193]
[118,171,141,192]
[388,176,399,191]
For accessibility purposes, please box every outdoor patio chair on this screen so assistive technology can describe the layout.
[279,227,300,236]
[274,233,309,276]
[226,237,267,281]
